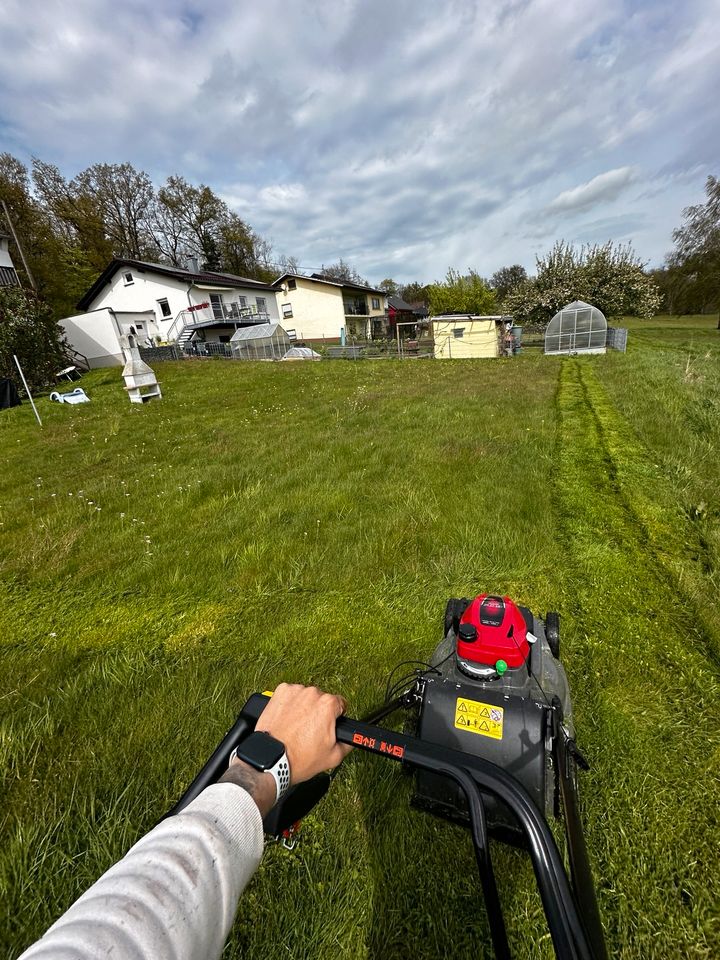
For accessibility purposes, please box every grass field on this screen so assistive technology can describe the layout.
[1,315,719,959]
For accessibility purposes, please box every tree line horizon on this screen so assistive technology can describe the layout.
[0,153,717,325]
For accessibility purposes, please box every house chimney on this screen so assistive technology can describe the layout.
[186,255,200,274]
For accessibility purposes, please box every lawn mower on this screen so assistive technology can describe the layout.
[167,593,608,960]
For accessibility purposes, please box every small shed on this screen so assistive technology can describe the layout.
[432,315,501,359]
[544,301,607,355]
[230,322,291,360]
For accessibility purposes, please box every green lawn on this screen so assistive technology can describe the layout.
[1,318,719,958]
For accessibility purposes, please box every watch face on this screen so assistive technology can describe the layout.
[236,731,285,771]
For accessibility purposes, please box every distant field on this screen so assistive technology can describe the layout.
[1,316,719,959]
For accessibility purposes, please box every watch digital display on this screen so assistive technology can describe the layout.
[236,732,286,771]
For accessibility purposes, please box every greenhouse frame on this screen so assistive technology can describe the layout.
[544,301,607,355]
[230,322,291,360]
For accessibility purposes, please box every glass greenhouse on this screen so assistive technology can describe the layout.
[544,301,607,355]
[230,322,291,360]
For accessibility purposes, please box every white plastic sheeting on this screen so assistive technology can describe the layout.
[281,346,321,361]
[544,301,607,355]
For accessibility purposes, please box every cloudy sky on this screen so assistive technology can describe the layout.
[0,0,718,283]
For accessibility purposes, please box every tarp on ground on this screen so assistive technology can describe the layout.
[281,346,321,361]
[0,377,21,409]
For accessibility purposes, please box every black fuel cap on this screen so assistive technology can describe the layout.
[458,623,478,643]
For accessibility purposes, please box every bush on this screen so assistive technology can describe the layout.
[0,286,68,391]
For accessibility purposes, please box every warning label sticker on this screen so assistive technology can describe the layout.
[454,698,504,740]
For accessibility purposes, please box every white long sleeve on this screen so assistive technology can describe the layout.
[19,783,265,960]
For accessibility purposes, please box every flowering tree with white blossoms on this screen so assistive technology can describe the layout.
[505,241,660,325]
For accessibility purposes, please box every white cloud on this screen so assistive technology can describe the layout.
[548,167,638,214]
[0,0,718,279]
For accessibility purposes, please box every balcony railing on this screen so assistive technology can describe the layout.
[167,302,271,343]
[343,299,369,316]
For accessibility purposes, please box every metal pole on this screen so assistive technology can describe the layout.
[13,354,42,426]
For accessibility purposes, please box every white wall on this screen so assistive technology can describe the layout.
[0,235,15,270]
[90,270,197,339]
[273,279,345,340]
[86,267,278,339]
[60,310,123,367]
[60,309,160,367]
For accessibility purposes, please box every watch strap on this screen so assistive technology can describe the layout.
[229,745,291,804]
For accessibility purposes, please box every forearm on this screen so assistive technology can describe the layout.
[19,783,264,960]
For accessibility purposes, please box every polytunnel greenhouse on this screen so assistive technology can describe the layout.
[230,322,291,360]
[544,301,607,355]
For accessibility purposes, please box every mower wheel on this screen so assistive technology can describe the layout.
[444,598,470,637]
[545,611,560,659]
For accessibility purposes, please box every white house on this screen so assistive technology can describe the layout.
[0,230,19,287]
[61,258,279,367]
[271,273,388,341]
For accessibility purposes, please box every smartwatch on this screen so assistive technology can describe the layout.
[233,731,291,804]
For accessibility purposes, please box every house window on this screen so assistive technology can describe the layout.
[238,296,247,308]
[123,272,134,286]
[288,278,297,290]
[282,303,293,319]
[256,297,267,312]
[136,323,144,330]
[453,327,465,338]
[157,298,172,318]
[372,297,380,310]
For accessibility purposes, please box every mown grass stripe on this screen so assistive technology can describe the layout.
[554,359,720,957]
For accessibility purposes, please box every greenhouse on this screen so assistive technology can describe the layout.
[544,301,607,355]
[230,322,291,360]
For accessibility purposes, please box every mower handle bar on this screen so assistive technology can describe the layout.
[166,693,601,960]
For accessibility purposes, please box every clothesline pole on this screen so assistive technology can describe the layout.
[13,354,42,427]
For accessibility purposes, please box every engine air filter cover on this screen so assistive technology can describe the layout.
[457,595,530,669]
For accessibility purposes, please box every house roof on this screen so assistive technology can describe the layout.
[387,294,417,312]
[77,258,275,311]
[272,272,386,296]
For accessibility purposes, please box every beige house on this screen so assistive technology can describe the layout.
[272,273,388,341]
[432,315,502,359]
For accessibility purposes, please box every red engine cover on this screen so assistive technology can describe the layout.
[457,595,530,669]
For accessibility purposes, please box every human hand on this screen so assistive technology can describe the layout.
[255,683,351,785]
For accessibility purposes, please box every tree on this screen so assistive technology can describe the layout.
[399,281,430,305]
[669,175,720,323]
[504,241,660,325]
[0,285,68,390]
[72,162,155,259]
[427,269,496,316]
[4,152,279,313]
[154,176,272,279]
[316,258,367,285]
[490,264,527,303]
[276,254,299,275]
[2,156,96,317]
[378,278,398,295]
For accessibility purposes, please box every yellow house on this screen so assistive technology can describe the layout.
[432,315,502,359]
[272,273,387,341]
